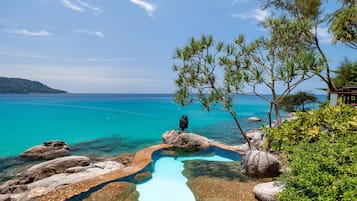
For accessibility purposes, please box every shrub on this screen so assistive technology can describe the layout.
[265,106,357,201]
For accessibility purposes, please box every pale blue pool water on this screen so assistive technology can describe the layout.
[136,155,234,201]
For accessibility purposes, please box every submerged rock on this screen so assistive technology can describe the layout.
[243,151,281,178]
[83,182,138,201]
[183,160,271,201]
[162,130,211,150]
[20,140,70,160]
[253,181,286,201]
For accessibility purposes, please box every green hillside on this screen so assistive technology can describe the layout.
[0,77,66,94]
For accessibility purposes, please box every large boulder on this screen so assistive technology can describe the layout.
[243,151,281,178]
[20,140,70,160]
[162,130,211,150]
[24,155,90,181]
[253,181,286,201]
[0,194,11,201]
[28,161,123,189]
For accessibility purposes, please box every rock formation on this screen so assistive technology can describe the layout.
[24,155,90,181]
[253,181,286,201]
[248,117,262,122]
[243,150,281,178]
[20,140,70,160]
[162,130,211,150]
[0,155,124,201]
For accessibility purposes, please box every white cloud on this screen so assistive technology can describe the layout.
[316,27,332,44]
[232,0,248,4]
[0,49,134,64]
[94,31,104,38]
[130,0,156,18]
[61,0,102,14]
[232,9,270,22]
[62,0,84,12]
[77,0,103,15]
[1,29,50,37]
[75,29,104,38]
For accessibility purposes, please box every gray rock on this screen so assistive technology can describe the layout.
[0,194,11,201]
[243,150,281,177]
[28,161,123,189]
[162,130,211,150]
[20,140,70,160]
[248,117,261,122]
[253,181,286,201]
[24,156,90,181]
[246,129,265,140]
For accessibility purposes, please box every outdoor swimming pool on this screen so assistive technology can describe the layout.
[136,147,242,201]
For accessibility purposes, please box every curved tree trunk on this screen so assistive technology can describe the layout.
[227,106,252,150]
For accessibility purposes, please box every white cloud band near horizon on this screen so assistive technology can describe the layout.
[0,64,173,93]
[130,0,156,18]
[1,28,50,37]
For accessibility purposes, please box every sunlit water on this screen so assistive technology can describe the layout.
[0,94,273,158]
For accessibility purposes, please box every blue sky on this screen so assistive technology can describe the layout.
[0,0,355,93]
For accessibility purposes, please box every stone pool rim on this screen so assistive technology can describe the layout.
[35,142,243,201]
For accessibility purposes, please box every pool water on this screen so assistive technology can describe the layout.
[136,155,235,201]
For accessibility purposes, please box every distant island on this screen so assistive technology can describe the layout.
[0,77,66,94]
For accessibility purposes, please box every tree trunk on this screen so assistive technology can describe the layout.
[227,107,252,150]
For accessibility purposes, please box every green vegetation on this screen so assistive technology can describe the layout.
[280,91,318,112]
[262,0,356,93]
[330,1,357,49]
[332,58,357,90]
[0,77,66,94]
[265,106,357,200]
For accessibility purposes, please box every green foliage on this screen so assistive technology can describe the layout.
[265,106,357,200]
[280,91,318,112]
[0,77,66,94]
[330,2,357,49]
[332,58,357,90]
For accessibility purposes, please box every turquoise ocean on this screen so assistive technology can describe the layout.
[0,94,273,158]
[0,94,325,159]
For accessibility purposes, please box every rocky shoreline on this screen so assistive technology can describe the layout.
[0,127,292,201]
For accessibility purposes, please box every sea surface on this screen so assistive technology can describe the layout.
[0,94,325,159]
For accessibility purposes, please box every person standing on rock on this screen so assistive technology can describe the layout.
[179,115,189,131]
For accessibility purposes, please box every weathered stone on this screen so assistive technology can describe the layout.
[286,112,298,122]
[0,194,11,201]
[162,130,210,150]
[83,182,139,201]
[111,153,135,167]
[20,140,70,160]
[65,166,88,173]
[28,161,123,189]
[133,171,151,183]
[246,129,265,140]
[253,181,286,201]
[24,156,90,181]
[26,186,55,201]
[248,117,261,122]
[243,151,281,178]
